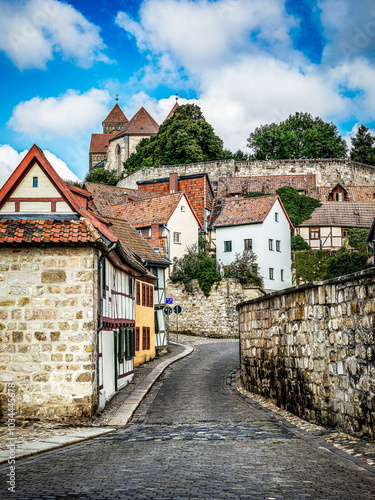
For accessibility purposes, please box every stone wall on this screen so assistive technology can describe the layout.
[166,278,262,337]
[238,268,375,439]
[0,246,98,422]
[118,158,375,189]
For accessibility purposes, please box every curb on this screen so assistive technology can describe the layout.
[0,343,193,464]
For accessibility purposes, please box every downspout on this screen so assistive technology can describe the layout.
[96,241,119,414]
[164,225,171,277]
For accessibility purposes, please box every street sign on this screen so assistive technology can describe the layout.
[164,306,172,315]
[166,298,173,304]
[173,305,182,314]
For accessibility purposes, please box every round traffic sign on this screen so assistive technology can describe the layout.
[164,306,172,315]
[173,305,182,314]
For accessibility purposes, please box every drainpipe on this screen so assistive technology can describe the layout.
[96,241,118,414]
[164,225,171,276]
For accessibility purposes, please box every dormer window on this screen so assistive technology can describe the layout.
[33,177,38,188]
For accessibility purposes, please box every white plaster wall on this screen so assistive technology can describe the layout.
[168,195,199,262]
[216,199,292,290]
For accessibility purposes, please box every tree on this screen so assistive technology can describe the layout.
[223,250,263,287]
[247,112,348,160]
[84,167,121,186]
[276,186,321,227]
[291,235,310,251]
[350,124,375,166]
[323,246,370,280]
[123,104,225,172]
[347,228,370,250]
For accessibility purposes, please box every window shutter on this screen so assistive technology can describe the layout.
[150,286,153,307]
[125,328,132,360]
[118,327,125,363]
[142,283,146,305]
[147,327,150,350]
[146,285,149,307]
[136,281,140,305]
[142,327,146,350]
[135,327,140,352]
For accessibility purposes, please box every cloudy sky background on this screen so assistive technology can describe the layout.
[1,0,375,182]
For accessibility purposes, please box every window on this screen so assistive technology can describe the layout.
[128,277,133,297]
[281,269,284,281]
[181,205,185,212]
[173,232,181,244]
[244,239,252,251]
[269,239,274,251]
[224,240,232,252]
[269,268,274,280]
[276,240,281,252]
[342,228,349,239]
[275,212,279,222]
[136,281,141,305]
[33,177,38,188]
[310,227,320,240]
[142,327,150,351]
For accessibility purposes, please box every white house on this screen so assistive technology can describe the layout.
[213,195,293,290]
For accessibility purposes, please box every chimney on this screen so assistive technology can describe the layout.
[122,192,129,203]
[151,223,159,250]
[169,173,178,193]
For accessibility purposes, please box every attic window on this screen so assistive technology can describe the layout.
[181,205,185,212]
[33,177,38,188]
[140,126,143,130]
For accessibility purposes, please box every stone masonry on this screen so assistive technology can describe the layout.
[118,158,375,189]
[166,278,261,337]
[0,246,98,422]
[238,268,375,440]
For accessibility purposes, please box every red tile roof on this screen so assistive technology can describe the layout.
[102,104,128,124]
[298,202,375,228]
[112,192,185,227]
[111,107,159,140]
[213,195,291,227]
[217,174,318,199]
[317,185,375,202]
[89,134,112,154]
[0,219,99,245]
[163,102,179,123]
[84,182,162,218]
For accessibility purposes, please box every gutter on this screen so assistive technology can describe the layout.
[96,241,118,414]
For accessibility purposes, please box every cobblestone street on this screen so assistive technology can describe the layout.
[1,341,375,499]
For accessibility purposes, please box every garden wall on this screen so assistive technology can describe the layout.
[237,268,375,439]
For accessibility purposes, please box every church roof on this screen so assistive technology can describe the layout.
[110,107,159,141]
[163,102,179,123]
[89,134,113,154]
[102,103,128,124]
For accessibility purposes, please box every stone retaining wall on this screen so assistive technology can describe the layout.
[237,268,375,439]
[0,246,98,421]
[118,158,375,189]
[166,278,261,337]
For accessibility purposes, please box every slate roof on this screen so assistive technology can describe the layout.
[112,192,185,227]
[213,195,290,227]
[84,183,162,218]
[111,107,159,140]
[89,134,112,154]
[102,104,128,124]
[317,185,375,202]
[298,202,375,228]
[0,219,100,245]
[107,217,170,266]
[217,174,318,199]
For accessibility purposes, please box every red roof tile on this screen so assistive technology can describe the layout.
[89,134,112,154]
[317,185,375,202]
[298,202,375,228]
[102,104,128,124]
[111,107,159,140]
[163,102,179,123]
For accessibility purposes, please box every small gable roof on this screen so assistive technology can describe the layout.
[317,185,375,202]
[102,103,128,124]
[112,191,202,228]
[89,134,112,154]
[110,107,159,141]
[163,102,179,123]
[213,195,293,229]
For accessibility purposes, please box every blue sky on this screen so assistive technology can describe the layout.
[1,0,375,182]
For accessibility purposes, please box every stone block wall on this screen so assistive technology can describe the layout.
[238,268,375,439]
[0,246,98,422]
[118,158,375,189]
[166,278,261,337]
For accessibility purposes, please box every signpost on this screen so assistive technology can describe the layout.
[164,306,172,343]
[166,298,173,304]
[173,305,182,344]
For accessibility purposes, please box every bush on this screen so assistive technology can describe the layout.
[223,250,264,287]
[323,246,370,280]
[170,244,221,296]
[347,228,370,249]
[292,250,333,284]
[291,235,311,251]
[84,167,121,185]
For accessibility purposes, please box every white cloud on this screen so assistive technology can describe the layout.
[0,0,109,70]
[7,88,111,139]
[0,144,79,185]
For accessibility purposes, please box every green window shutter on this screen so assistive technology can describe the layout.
[118,327,125,363]
[125,328,132,360]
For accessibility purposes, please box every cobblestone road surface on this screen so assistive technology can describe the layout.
[1,342,375,499]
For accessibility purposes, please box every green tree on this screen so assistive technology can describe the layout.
[276,186,321,227]
[247,112,348,160]
[291,235,310,251]
[223,250,263,287]
[350,124,375,166]
[123,104,225,173]
[347,228,370,250]
[323,246,370,280]
[84,167,121,186]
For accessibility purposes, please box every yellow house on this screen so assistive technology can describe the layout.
[134,276,155,366]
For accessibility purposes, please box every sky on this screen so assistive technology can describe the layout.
[1,0,375,183]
